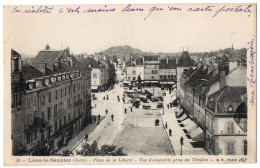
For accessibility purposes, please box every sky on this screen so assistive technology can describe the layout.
[4,4,256,56]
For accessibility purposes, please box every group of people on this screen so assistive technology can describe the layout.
[103,95,109,100]
[164,122,172,136]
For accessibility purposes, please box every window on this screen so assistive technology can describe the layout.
[68,86,71,94]
[65,88,67,96]
[47,107,51,120]
[59,119,62,130]
[128,77,130,80]
[152,76,155,80]
[34,130,37,140]
[168,75,170,79]
[226,142,235,155]
[48,93,51,103]
[132,71,136,75]
[12,94,16,108]
[154,70,157,74]
[34,111,37,118]
[160,75,163,79]
[227,121,234,134]
[93,74,97,79]
[243,140,247,155]
[54,104,57,116]
[68,114,71,122]
[133,77,136,81]
[54,122,57,133]
[27,133,31,144]
[73,84,76,93]
[74,96,76,103]
[55,90,58,100]
[64,116,66,125]
[60,89,62,98]
[78,94,80,100]
[152,70,154,74]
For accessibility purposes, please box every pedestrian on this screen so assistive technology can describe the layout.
[103,96,105,100]
[111,114,114,121]
[107,95,109,100]
[85,133,88,141]
[125,108,127,114]
[131,107,132,112]
[167,104,169,109]
[94,117,96,123]
[106,109,108,114]
[165,122,168,129]
[123,98,125,103]
[169,129,172,136]
[98,114,101,121]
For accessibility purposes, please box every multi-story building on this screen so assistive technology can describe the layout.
[205,64,247,155]
[11,46,92,156]
[176,50,196,96]
[159,56,177,89]
[126,56,144,86]
[143,55,160,86]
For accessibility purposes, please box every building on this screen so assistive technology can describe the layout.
[143,55,160,86]
[159,56,177,89]
[205,65,247,155]
[11,46,92,156]
[126,55,144,86]
[176,50,196,96]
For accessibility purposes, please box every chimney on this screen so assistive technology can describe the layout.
[219,64,227,89]
[45,44,50,50]
[166,56,169,64]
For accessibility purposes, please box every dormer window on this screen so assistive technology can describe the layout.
[57,75,61,81]
[44,78,50,86]
[36,80,43,88]
[50,76,56,83]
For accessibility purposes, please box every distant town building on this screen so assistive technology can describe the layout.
[159,56,177,89]
[143,55,160,86]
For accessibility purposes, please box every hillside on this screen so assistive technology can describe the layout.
[100,45,143,60]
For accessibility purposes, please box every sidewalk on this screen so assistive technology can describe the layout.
[161,91,208,155]
[57,116,105,154]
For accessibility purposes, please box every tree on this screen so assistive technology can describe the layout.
[76,141,127,156]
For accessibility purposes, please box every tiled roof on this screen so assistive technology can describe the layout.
[185,66,211,89]
[178,51,195,67]
[22,65,45,81]
[33,50,68,63]
[159,58,176,69]
[45,67,55,75]
[182,68,195,77]
[143,55,160,61]
[208,86,247,102]
[11,49,21,58]
[53,63,77,73]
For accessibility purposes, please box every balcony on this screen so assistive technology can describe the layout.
[74,99,83,107]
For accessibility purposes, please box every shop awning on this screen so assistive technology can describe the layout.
[151,81,159,83]
[160,82,167,84]
[168,82,175,84]
[182,118,192,126]
[178,113,187,121]
[124,81,130,84]
[91,86,98,90]
[185,121,197,133]
[190,127,204,141]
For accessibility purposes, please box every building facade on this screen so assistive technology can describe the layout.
[159,56,177,88]
[11,46,92,156]
[143,55,160,86]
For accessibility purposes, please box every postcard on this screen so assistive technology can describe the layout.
[3,3,256,165]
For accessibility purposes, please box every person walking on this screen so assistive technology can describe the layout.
[169,129,172,136]
[111,114,114,121]
[125,108,127,114]
[130,107,133,112]
[165,122,168,129]
[167,104,169,109]
[107,95,109,100]
[103,96,105,100]
[98,114,101,121]
[106,109,108,114]
[85,133,88,141]
[94,117,96,124]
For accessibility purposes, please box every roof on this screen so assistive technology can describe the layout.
[33,49,69,63]
[11,49,21,58]
[143,55,160,62]
[45,67,55,75]
[159,58,176,69]
[126,57,144,67]
[185,66,211,89]
[178,51,195,67]
[182,68,195,77]
[22,65,45,81]
[208,86,247,102]
[53,63,77,73]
